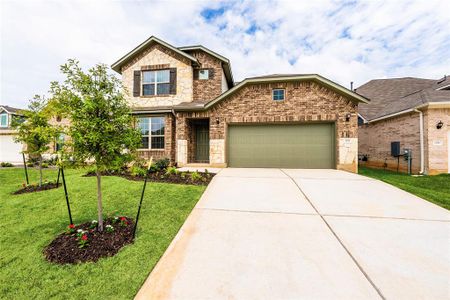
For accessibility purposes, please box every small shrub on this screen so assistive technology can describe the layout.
[165,166,179,175]
[105,225,114,233]
[191,171,203,181]
[66,224,75,234]
[180,172,186,179]
[89,220,98,229]
[0,162,14,167]
[131,165,147,177]
[152,158,170,172]
[41,162,49,168]
[27,162,35,167]
[76,229,89,248]
[119,217,128,227]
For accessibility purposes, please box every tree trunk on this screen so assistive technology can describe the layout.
[39,155,43,187]
[96,169,104,232]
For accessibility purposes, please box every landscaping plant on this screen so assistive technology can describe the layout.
[12,96,58,187]
[50,59,141,231]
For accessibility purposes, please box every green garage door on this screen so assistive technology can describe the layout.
[227,123,335,169]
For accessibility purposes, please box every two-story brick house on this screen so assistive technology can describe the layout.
[111,36,368,172]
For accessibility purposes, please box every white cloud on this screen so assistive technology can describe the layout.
[1,0,449,108]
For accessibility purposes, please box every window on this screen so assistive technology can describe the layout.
[55,133,65,152]
[198,69,209,80]
[272,89,285,101]
[0,113,8,127]
[142,70,170,96]
[138,117,165,149]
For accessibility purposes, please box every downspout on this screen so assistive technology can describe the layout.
[414,109,424,174]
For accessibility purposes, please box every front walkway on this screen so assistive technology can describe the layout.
[136,168,450,299]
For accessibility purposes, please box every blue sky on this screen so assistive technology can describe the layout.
[1,0,449,108]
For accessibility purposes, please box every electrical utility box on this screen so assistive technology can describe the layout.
[391,141,401,157]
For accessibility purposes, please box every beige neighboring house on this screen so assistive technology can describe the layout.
[111,36,367,172]
[0,105,25,164]
[357,76,450,174]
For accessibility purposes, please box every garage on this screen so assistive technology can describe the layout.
[227,123,335,168]
[0,135,23,164]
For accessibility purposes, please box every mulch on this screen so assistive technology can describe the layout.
[44,217,134,264]
[13,182,61,195]
[84,170,215,186]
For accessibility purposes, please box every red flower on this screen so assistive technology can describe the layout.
[120,217,126,221]
[81,234,88,241]
[69,224,75,229]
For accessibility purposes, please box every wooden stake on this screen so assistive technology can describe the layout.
[133,157,153,239]
[22,153,29,185]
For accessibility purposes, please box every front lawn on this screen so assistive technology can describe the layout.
[0,167,206,299]
[359,167,450,210]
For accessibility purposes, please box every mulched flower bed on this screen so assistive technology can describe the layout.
[13,182,61,195]
[84,170,215,186]
[44,217,134,264]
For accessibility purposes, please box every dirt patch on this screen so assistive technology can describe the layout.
[13,182,61,195]
[84,171,215,186]
[44,217,134,264]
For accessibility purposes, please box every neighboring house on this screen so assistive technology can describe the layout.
[357,77,450,174]
[111,36,368,172]
[0,105,25,163]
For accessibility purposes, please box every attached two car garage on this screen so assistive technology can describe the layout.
[227,123,335,169]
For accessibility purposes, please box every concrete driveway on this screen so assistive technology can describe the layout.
[136,169,450,300]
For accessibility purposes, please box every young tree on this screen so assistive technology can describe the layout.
[13,96,58,186]
[51,59,141,231]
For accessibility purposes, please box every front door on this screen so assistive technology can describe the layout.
[195,125,210,163]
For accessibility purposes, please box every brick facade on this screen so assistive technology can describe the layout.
[176,81,359,172]
[359,108,450,174]
[189,50,224,101]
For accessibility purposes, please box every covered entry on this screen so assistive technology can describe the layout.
[227,123,335,168]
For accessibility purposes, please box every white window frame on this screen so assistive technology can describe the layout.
[272,89,285,101]
[0,113,8,127]
[142,70,170,96]
[138,116,165,150]
[198,69,209,80]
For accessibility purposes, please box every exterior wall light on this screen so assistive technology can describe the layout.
[436,120,443,129]
[345,114,351,122]
[216,117,220,125]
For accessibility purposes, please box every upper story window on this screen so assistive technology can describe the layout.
[142,70,170,96]
[198,69,209,80]
[0,113,8,127]
[272,89,285,101]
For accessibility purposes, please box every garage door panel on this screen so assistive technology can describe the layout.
[228,124,335,169]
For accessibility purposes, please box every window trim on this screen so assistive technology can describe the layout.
[141,69,170,96]
[0,113,8,127]
[138,116,165,150]
[272,89,285,101]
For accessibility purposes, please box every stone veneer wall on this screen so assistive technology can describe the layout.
[176,81,358,172]
[358,112,421,173]
[189,50,224,102]
[121,44,193,108]
[424,108,450,174]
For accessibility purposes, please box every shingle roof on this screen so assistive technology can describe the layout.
[0,105,22,114]
[356,76,450,120]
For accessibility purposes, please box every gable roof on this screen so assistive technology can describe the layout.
[178,45,234,87]
[111,36,199,73]
[356,76,450,121]
[175,74,369,111]
[0,105,22,114]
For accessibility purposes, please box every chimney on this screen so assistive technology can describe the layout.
[350,81,353,91]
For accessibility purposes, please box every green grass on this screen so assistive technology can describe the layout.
[359,167,450,210]
[0,167,206,299]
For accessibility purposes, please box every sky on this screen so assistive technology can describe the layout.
[1,0,449,108]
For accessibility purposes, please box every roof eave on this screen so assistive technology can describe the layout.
[111,36,199,74]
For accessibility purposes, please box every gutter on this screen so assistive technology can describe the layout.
[413,109,425,174]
